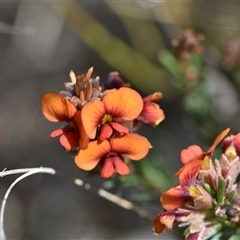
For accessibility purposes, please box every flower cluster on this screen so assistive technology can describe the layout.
[153,128,240,240]
[41,68,165,178]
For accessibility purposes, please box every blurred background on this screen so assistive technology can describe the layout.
[1,1,240,239]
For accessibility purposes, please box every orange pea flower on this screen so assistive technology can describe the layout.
[75,134,150,178]
[41,93,88,150]
[176,128,230,185]
[159,130,232,212]
[137,92,165,127]
[153,128,240,240]
[160,183,213,212]
[81,87,144,140]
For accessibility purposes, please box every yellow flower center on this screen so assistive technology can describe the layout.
[201,155,210,170]
[225,146,237,161]
[102,114,113,124]
[188,185,201,198]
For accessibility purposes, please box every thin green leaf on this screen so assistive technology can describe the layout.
[159,50,182,79]
[137,156,172,192]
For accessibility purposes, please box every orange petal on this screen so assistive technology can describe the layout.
[180,145,203,164]
[153,217,166,235]
[103,87,143,120]
[41,93,76,122]
[59,131,79,150]
[160,186,189,211]
[110,134,150,160]
[101,157,114,178]
[153,210,175,235]
[207,128,230,155]
[73,111,89,150]
[75,140,110,171]
[81,100,105,139]
[176,158,203,185]
[113,156,130,175]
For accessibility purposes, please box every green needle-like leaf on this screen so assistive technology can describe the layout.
[217,177,226,206]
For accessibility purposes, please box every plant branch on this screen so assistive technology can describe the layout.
[0,167,152,239]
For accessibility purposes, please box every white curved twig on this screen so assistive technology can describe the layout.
[0,167,55,239]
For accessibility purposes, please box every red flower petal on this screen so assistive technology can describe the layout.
[161,186,189,211]
[143,92,162,103]
[101,157,114,178]
[113,156,129,175]
[109,122,129,134]
[50,127,72,138]
[180,145,203,164]
[103,87,143,120]
[233,133,240,155]
[137,101,165,126]
[138,92,165,127]
[110,134,150,160]
[59,131,79,150]
[75,140,111,171]
[41,93,76,122]
[186,232,201,240]
[73,111,89,150]
[81,100,105,139]
[99,124,113,141]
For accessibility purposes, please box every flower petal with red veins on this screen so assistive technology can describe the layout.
[180,145,203,164]
[73,111,89,150]
[161,186,189,211]
[101,157,114,178]
[110,134,150,160]
[109,122,129,134]
[113,156,129,175]
[50,127,72,138]
[103,87,143,120]
[99,124,113,141]
[59,131,79,150]
[81,100,105,139]
[41,93,76,122]
[75,140,111,171]
[176,158,203,185]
